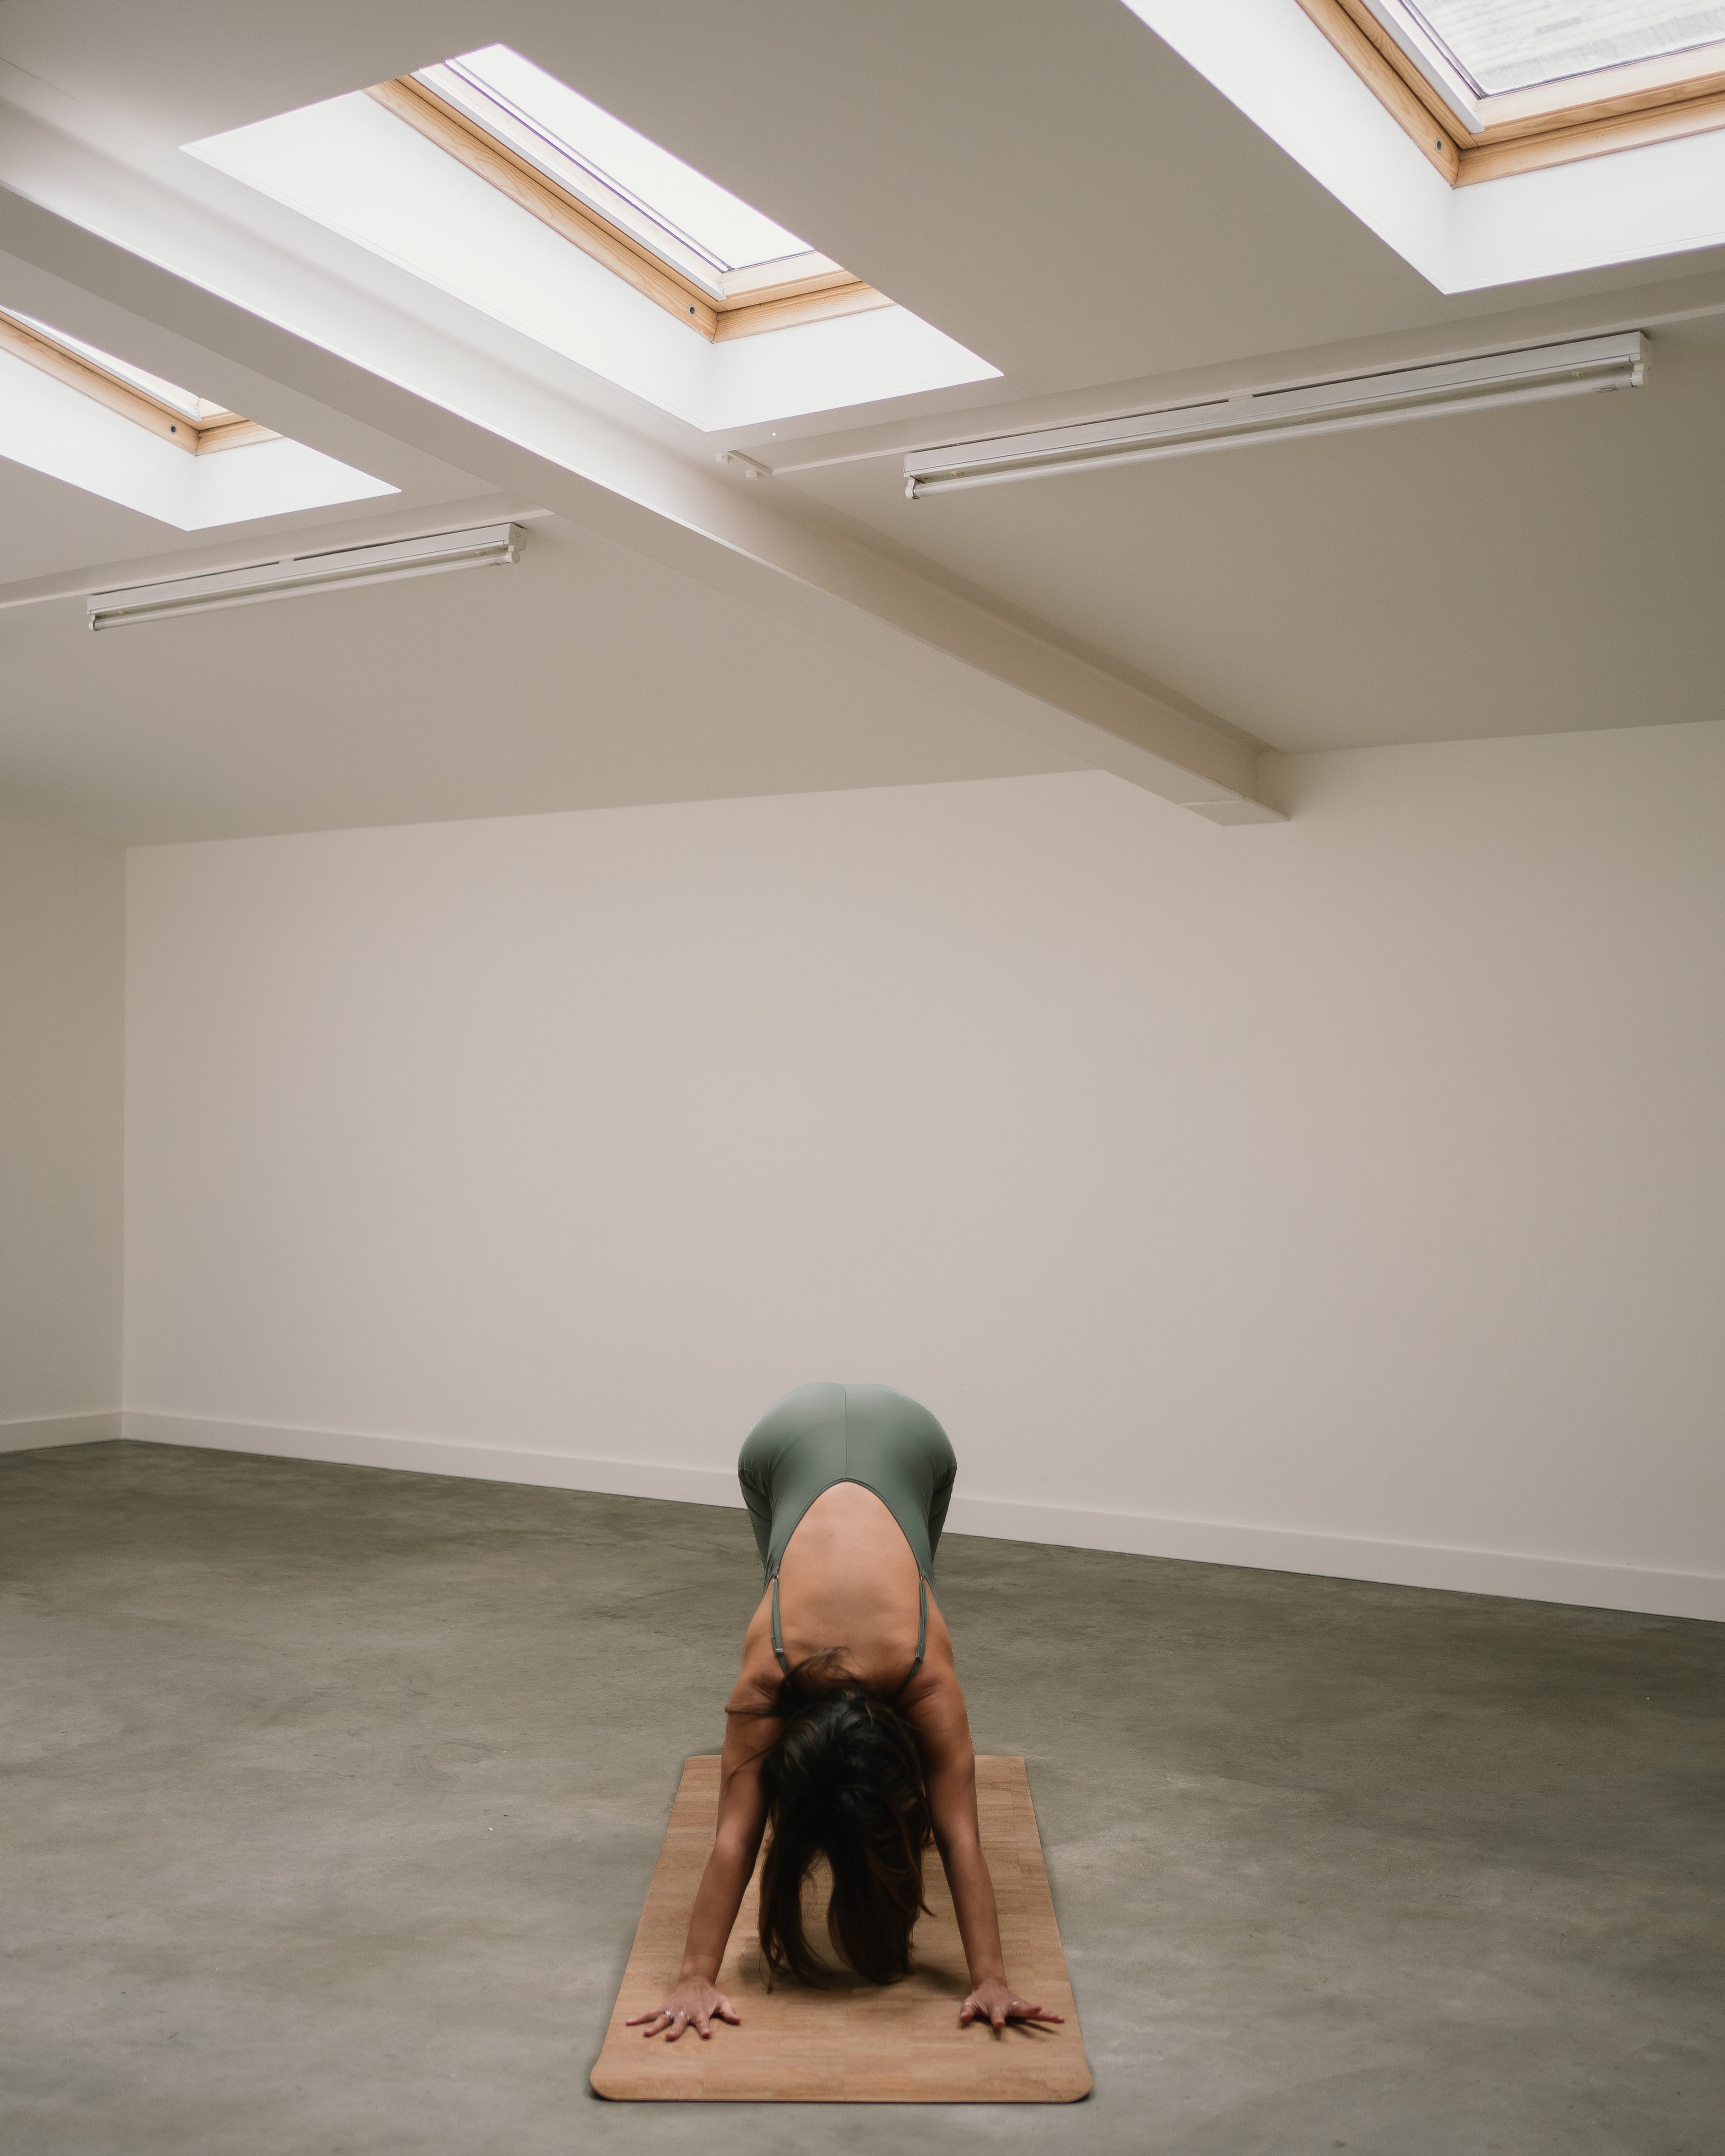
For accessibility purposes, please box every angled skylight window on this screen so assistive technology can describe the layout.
[1293,0,1725,181]
[0,308,274,451]
[367,48,890,341]
[0,307,395,527]
[424,46,806,284]
[185,49,997,432]
[1405,1,1725,94]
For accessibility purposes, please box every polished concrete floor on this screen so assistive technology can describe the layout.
[2,1440,1720,2155]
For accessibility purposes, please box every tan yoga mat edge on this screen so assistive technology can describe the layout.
[590,1753,1091,2104]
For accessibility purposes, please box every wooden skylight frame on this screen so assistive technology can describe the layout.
[0,309,277,453]
[366,74,892,341]
[1295,0,1725,184]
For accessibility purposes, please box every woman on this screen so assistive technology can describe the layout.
[629,1382,1061,2041]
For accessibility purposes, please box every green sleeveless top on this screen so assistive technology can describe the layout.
[736,1383,957,1681]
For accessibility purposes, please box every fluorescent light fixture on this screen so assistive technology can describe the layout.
[87,523,525,630]
[905,333,1647,497]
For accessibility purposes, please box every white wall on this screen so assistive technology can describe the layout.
[0,804,124,1448]
[123,725,1725,1616]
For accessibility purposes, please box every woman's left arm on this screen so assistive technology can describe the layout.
[911,1672,1065,2032]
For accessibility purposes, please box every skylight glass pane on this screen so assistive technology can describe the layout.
[440,45,808,272]
[1403,0,1725,93]
[9,312,230,420]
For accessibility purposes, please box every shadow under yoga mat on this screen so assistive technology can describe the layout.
[590,1754,1091,2103]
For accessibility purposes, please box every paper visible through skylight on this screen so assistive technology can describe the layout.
[1403,0,1725,93]
[424,45,808,279]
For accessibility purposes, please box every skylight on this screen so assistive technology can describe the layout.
[0,307,270,451]
[364,52,884,339]
[425,46,807,286]
[1269,0,1725,188]
[184,51,997,432]
[0,306,396,527]
[1402,0,1725,95]
[7,313,235,422]
[1125,1,1725,286]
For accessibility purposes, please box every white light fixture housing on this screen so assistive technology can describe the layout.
[87,522,526,630]
[904,333,1646,497]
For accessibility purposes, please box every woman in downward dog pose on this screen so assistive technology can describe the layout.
[629,1382,1061,2041]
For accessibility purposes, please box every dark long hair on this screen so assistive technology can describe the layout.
[743,1651,932,1987]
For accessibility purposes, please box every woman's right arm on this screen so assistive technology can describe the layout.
[626,1679,777,2041]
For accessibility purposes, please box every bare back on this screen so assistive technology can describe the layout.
[734,1483,959,1716]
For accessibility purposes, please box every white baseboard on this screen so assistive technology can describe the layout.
[0,1410,123,1454]
[944,1493,1725,1623]
[117,1411,1723,1623]
[120,1412,745,1512]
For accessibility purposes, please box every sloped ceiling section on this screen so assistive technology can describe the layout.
[1,0,1723,841]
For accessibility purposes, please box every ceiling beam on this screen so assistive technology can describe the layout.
[0,108,1279,823]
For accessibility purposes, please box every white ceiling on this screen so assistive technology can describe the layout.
[1,0,1722,839]
[0,510,1070,844]
[784,314,1725,755]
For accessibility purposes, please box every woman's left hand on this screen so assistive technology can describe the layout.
[959,1979,1065,2031]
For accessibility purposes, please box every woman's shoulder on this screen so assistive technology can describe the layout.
[895,1653,969,1749]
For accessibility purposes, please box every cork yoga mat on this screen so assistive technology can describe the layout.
[590,1754,1090,2103]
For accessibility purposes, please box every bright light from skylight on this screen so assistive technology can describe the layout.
[426,45,808,277]
[183,58,998,431]
[7,312,233,419]
[1402,0,1725,93]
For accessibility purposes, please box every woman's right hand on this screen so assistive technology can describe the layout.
[626,1977,741,2041]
